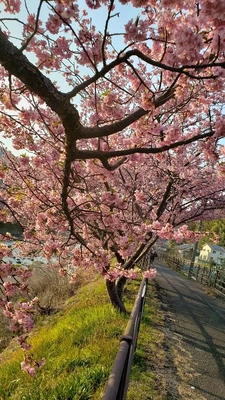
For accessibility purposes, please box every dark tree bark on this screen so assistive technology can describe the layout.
[116,276,127,300]
[105,279,126,313]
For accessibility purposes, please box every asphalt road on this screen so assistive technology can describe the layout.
[153,259,225,400]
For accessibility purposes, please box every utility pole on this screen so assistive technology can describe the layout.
[189,220,202,277]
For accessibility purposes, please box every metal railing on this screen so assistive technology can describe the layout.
[159,252,225,297]
[103,278,148,400]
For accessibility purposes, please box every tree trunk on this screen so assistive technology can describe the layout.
[105,279,126,313]
[116,276,127,299]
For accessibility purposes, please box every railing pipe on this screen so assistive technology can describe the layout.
[102,339,131,400]
[121,279,147,400]
[103,278,147,400]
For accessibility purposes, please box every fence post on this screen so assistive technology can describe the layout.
[201,267,205,284]
[207,267,212,285]
[214,270,219,288]
[196,265,200,281]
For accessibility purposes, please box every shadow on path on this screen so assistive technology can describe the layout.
[153,260,225,400]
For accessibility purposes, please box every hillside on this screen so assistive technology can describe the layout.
[0,276,164,400]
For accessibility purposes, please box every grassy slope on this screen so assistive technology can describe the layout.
[0,277,164,400]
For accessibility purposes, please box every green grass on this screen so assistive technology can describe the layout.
[0,278,164,400]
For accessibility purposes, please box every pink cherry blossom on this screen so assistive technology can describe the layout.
[0,0,225,374]
[143,268,157,280]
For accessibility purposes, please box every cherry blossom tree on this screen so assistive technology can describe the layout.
[0,0,225,373]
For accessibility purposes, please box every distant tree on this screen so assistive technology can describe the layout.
[190,219,225,248]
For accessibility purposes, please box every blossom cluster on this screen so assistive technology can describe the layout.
[4,298,38,333]
[143,268,157,280]
[0,0,225,378]
[21,355,46,377]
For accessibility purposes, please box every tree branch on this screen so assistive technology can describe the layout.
[19,0,44,52]
[101,157,127,170]
[0,28,81,136]
[0,29,218,150]
[65,49,219,98]
[79,86,177,139]
[73,129,214,161]
[80,107,148,139]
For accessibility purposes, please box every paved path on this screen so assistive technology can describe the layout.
[153,259,225,400]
